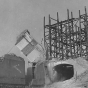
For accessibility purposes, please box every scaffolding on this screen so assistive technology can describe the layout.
[44,7,88,60]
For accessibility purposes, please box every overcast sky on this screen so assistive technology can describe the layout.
[0,0,88,70]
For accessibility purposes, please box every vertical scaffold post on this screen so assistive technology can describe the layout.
[60,21,63,59]
[44,17,45,47]
[49,15,52,58]
[66,9,70,59]
[79,10,82,56]
[68,9,72,58]
[71,11,74,58]
[57,12,59,58]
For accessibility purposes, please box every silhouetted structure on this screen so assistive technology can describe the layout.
[44,7,88,60]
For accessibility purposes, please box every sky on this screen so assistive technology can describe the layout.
[0,0,88,70]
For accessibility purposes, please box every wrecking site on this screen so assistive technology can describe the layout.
[0,7,88,88]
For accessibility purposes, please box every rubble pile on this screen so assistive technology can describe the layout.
[44,57,88,88]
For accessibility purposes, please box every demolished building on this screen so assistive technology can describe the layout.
[43,6,88,88]
[15,7,88,88]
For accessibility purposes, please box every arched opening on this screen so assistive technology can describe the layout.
[54,64,74,82]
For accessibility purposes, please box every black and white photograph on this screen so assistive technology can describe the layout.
[0,0,88,88]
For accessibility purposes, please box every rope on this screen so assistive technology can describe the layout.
[7,45,15,54]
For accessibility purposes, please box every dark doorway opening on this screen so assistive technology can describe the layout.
[54,64,74,82]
